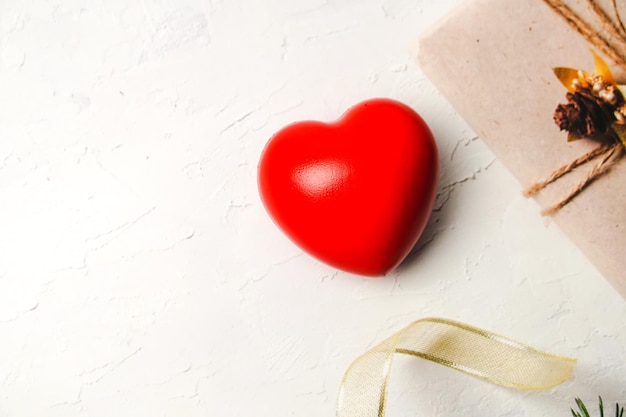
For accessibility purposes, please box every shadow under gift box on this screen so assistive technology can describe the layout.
[415,0,626,299]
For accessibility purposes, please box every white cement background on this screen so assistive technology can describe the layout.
[0,1,624,416]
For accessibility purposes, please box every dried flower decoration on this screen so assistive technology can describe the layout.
[525,51,625,215]
[553,50,626,144]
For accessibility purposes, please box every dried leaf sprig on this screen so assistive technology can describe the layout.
[524,51,626,215]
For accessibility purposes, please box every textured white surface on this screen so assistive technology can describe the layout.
[0,1,624,416]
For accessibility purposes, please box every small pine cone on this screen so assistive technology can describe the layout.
[553,90,616,137]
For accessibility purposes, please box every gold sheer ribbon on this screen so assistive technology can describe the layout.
[337,318,577,417]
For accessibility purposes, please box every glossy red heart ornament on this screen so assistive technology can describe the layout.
[258,98,438,276]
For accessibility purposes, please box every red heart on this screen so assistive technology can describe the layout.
[258,98,439,276]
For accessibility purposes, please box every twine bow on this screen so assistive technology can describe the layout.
[337,318,576,417]
[526,0,626,215]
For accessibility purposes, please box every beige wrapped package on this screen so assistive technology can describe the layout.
[416,0,626,299]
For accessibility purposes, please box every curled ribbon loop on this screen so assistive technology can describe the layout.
[337,318,577,417]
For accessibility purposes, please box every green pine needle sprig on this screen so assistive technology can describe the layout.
[571,397,624,417]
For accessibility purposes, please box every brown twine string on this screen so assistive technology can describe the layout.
[542,0,626,68]
[585,0,626,55]
[611,0,626,37]
[541,142,623,215]
[523,142,613,197]
[528,0,626,214]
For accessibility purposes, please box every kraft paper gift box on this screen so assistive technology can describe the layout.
[416,0,626,299]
